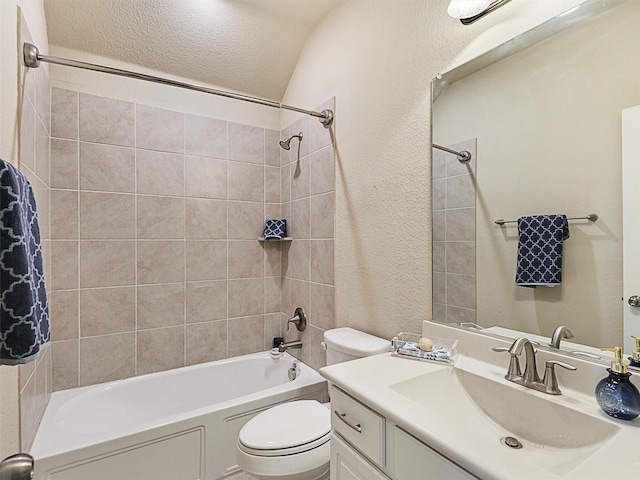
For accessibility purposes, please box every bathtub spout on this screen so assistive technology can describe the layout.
[278,340,303,353]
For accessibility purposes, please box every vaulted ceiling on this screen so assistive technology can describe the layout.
[43,0,341,101]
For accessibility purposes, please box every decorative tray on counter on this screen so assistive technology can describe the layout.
[391,332,458,366]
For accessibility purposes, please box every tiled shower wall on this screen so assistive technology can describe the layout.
[432,139,476,324]
[48,88,335,389]
[280,100,335,371]
[17,16,53,450]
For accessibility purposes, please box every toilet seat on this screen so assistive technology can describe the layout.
[238,400,330,457]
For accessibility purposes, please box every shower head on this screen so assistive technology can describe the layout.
[279,132,303,150]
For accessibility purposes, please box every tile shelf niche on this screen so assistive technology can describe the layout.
[257,237,293,242]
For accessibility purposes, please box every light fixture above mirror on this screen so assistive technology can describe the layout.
[448,0,512,24]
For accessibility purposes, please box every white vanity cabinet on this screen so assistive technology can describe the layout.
[330,386,477,480]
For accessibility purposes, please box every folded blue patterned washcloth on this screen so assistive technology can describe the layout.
[397,341,453,363]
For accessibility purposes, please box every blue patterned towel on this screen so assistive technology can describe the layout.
[516,215,569,288]
[0,159,49,365]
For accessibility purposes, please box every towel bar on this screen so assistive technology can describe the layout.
[495,213,598,226]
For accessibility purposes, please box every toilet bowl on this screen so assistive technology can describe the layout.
[237,400,330,480]
[236,328,389,480]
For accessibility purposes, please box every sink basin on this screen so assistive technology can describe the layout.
[389,365,621,475]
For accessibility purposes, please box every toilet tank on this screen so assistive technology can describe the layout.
[323,327,390,366]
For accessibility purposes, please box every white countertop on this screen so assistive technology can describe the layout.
[320,339,640,479]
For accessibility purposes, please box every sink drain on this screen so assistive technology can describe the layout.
[501,436,523,449]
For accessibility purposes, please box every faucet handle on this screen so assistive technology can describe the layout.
[542,360,577,395]
[492,346,522,380]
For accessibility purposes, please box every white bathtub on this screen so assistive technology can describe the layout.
[31,351,327,480]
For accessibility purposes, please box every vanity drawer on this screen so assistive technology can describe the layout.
[331,385,385,467]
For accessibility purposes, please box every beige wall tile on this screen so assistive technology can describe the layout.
[52,339,78,391]
[136,105,184,153]
[228,241,264,279]
[19,369,38,451]
[228,202,262,240]
[80,287,135,336]
[290,280,310,321]
[264,313,282,349]
[447,174,475,209]
[137,327,185,375]
[264,242,281,278]
[186,241,227,281]
[79,142,135,193]
[265,166,280,203]
[265,277,281,314]
[51,88,78,140]
[137,283,185,329]
[51,190,78,239]
[185,156,226,199]
[265,203,282,220]
[80,240,135,288]
[287,240,310,281]
[137,150,184,196]
[50,241,78,290]
[281,164,291,203]
[283,119,308,159]
[447,306,476,325]
[228,162,264,202]
[446,241,475,275]
[228,123,264,164]
[265,130,280,167]
[308,325,327,371]
[308,98,334,154]
[50,138,78,189]
[228,278,264,318]
[433,272,446,305]
[310,193,334,239]
[79,94,134,147]
[446,273,476,310]
[432,178,446,211]
[137,240,185,284]
[20,100,36,171]
[310,283,334,331]
[137,195,185,239]
[185,114,227,159]
[291,157,310,201]
[186,320,227,365]
[291,198,310,239]
[186,281,227,323]
[34,66,50,134]
[228,315,264,357]
[185,198,227,239]
[433,210,445,242]
[49,290,78,341]
[35,119,50,183]
[310,146,334,196]
[80,192,135,239]
[79,333,135,386]
[433,241,446,273]
[310,240,334,285]
[446,207,475,241]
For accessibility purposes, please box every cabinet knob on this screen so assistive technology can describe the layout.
[629,296,640,307]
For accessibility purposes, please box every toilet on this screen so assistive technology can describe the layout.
[236,327,390,480]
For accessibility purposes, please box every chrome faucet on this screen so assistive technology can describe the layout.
[493,337,577,395]
[278,340,303,353]
[549,325,574,349]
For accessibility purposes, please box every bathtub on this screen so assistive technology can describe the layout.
[31,351,327,480]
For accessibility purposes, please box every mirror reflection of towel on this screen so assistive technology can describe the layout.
[0,159,50,365]
[515,214,569,288]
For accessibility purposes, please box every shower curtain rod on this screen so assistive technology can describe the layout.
[432,143,471,164]
[22,43,333,127]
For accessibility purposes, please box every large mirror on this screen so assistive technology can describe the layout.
[431,0,640,364]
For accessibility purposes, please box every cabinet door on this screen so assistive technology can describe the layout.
[331,433,390,480]
[393,427,477,480]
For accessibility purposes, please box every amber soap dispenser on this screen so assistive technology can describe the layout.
[595,347,640,420]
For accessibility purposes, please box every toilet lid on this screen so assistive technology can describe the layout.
[238,400,330,455]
